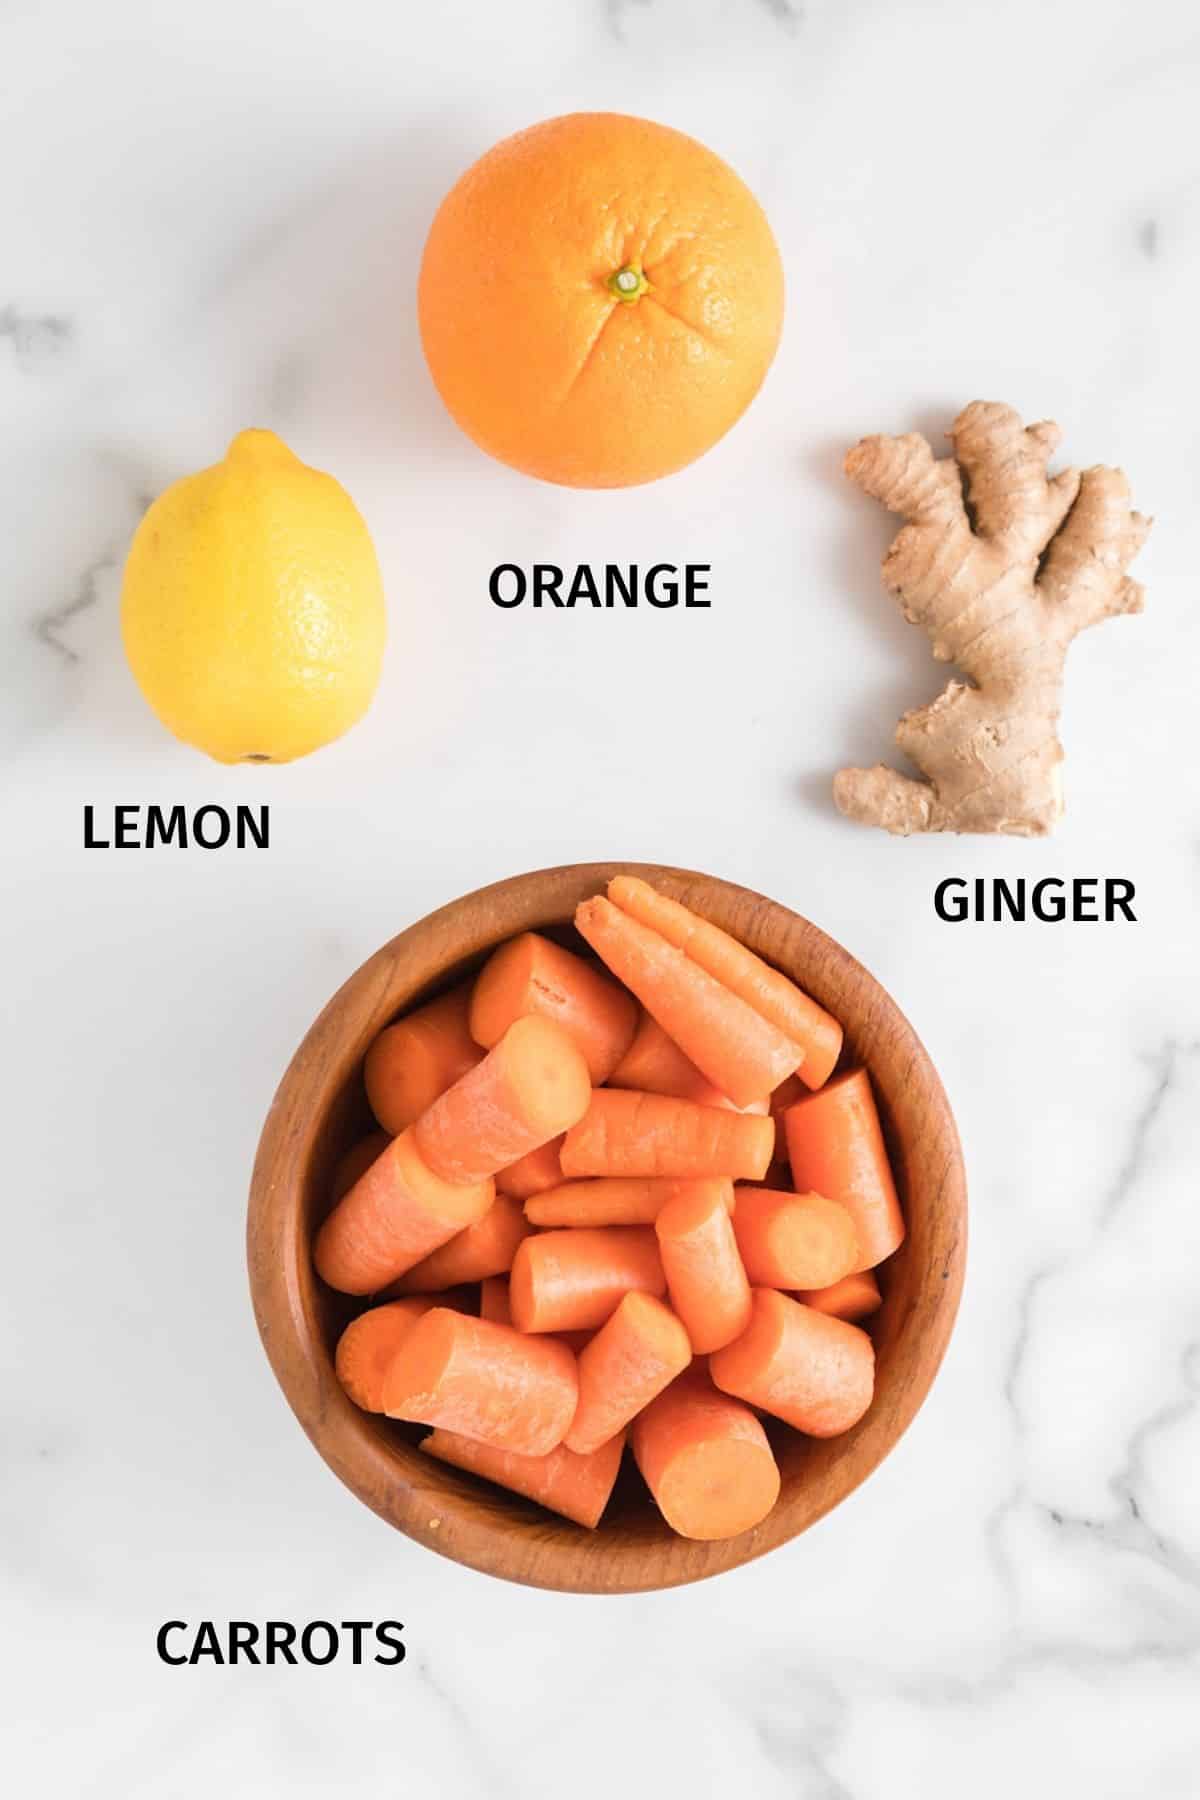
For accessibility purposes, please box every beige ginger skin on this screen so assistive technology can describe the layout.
[835,401,1151,836]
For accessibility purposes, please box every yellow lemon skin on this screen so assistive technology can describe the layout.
[120,429,386,764]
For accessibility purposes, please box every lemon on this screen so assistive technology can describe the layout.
[121,429,386,764]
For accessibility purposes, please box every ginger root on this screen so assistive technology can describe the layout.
[835,401,1150,836]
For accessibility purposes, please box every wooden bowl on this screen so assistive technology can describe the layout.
[248,863,966,1592]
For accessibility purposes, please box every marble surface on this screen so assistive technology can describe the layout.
[4,0,1199,1794]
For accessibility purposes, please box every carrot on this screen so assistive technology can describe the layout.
[576,895,802,1107]
[631,1367,780,1540]
[394,1192,530,1292]
[607,876,844,1089]
[469,931,638,1083]
[509,1226,665,1334]
[565,1292,692,1456]
[331,1130,390,1202]
[560,1089,774,1181]
[783,1068,905,1271]
[421,1424,624,1529]
[495,1135,564,1201]
[314,1128,494,1296]
[710,1288,875,1437]
[479,1275,512,1324]
[654,1180,751,1353]
[732,1188,859,1290]
[413,1015,592,1186]
[382,1308,578,1455]
[364,985,483,1134]
[334,1298,437,1411]
[524,1177,679,1228]
[795,1269,882,1323]
[609,1011,729,1107]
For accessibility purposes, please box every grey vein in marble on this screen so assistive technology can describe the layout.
[0,304,72,366]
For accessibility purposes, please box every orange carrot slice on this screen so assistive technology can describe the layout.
[631,1367,780,1541]
[795,1269,882,1322]
[560,1089,774,1181]
[524,1178,681,1228]
[470,931,638,1083]
[413,1015,592,1186]
[710,1288,875,1437]
[382,1308,578,1455]
[495,1135,564,1200]
[607,876,843,1089]
[479,1275,512,1324]
[314,1129,494,1296]
[609,1011,730,1107]
[509,1227,665,1334]
[576,895,802,1107]
[421,1425,624,1529]
[364,985,484,1134]
[394,1193,530,1292]
[783,1068,904,1272]
[331,1131,390,1202]
[655,1179,751,1353]
[731,1188,859,1289]
[565,1292,692,1456]
[334,1294,469,1410]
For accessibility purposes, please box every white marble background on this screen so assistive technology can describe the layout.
[3,0,1199,1794]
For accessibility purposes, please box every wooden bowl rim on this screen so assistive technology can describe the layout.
[247,861,967,1593]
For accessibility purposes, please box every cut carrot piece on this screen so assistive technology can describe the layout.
[509,1227,665,1334]
[655,1180,751,1353]
[524,1177,680,1228]
[394,1193,530,1292]
[732,1188,859,1290]
[382,1308,578,1455]
[607,876,843,1089]
[413,1015,592,1187]
[609,1011,730,1107]
[783,1068,904,1272]
[364,985,484,1134]
[710,1288,875,1437]
[565,1292,692,1455]
[421,1424,624,1529]
[334,1297,464,1411]
[331,1131,390,1202]
[314,1129,494,1296]
[479,1275,512,1325]
[796,1270,882,1323]
[470,931,638,1083]
[560,1089,774,1182]
[495,1135,564,1201]
[576,895,802,1107]
[632,1367,780,1541]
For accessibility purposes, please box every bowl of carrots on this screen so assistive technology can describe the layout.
[248,863,966,1592]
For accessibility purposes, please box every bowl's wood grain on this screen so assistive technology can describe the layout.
[247,863,966,1592]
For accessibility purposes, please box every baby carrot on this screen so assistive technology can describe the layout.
[495,1135,564,1201]
[314,1129,494,1296]
[560,1089,774,1181]
[783,1068,905,1271]
[413,1015,592,1187]
[524,1177,680,1228]
[382,1308,578,1455]
[795,1269,882,1323]
[655,1180,751,1353]
[509,1227,665,1334]
[576,895,802,1107]
[394,1192,530,1292]
[364,985,484,1134]
[609,1011,729,1107]
[710,1288,875,1437]
[335,1295,469,1411]
[479,1275,511,1324]
[470,931,638,1083]
[421,1424,625,1530]
[565,1292,692,1456]
[632,1367,780,1541]
[732,1189,859,1290]
[331,1130,390,1202]
[607,876,844,1089]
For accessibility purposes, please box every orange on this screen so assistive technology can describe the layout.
[417,112,785,489]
